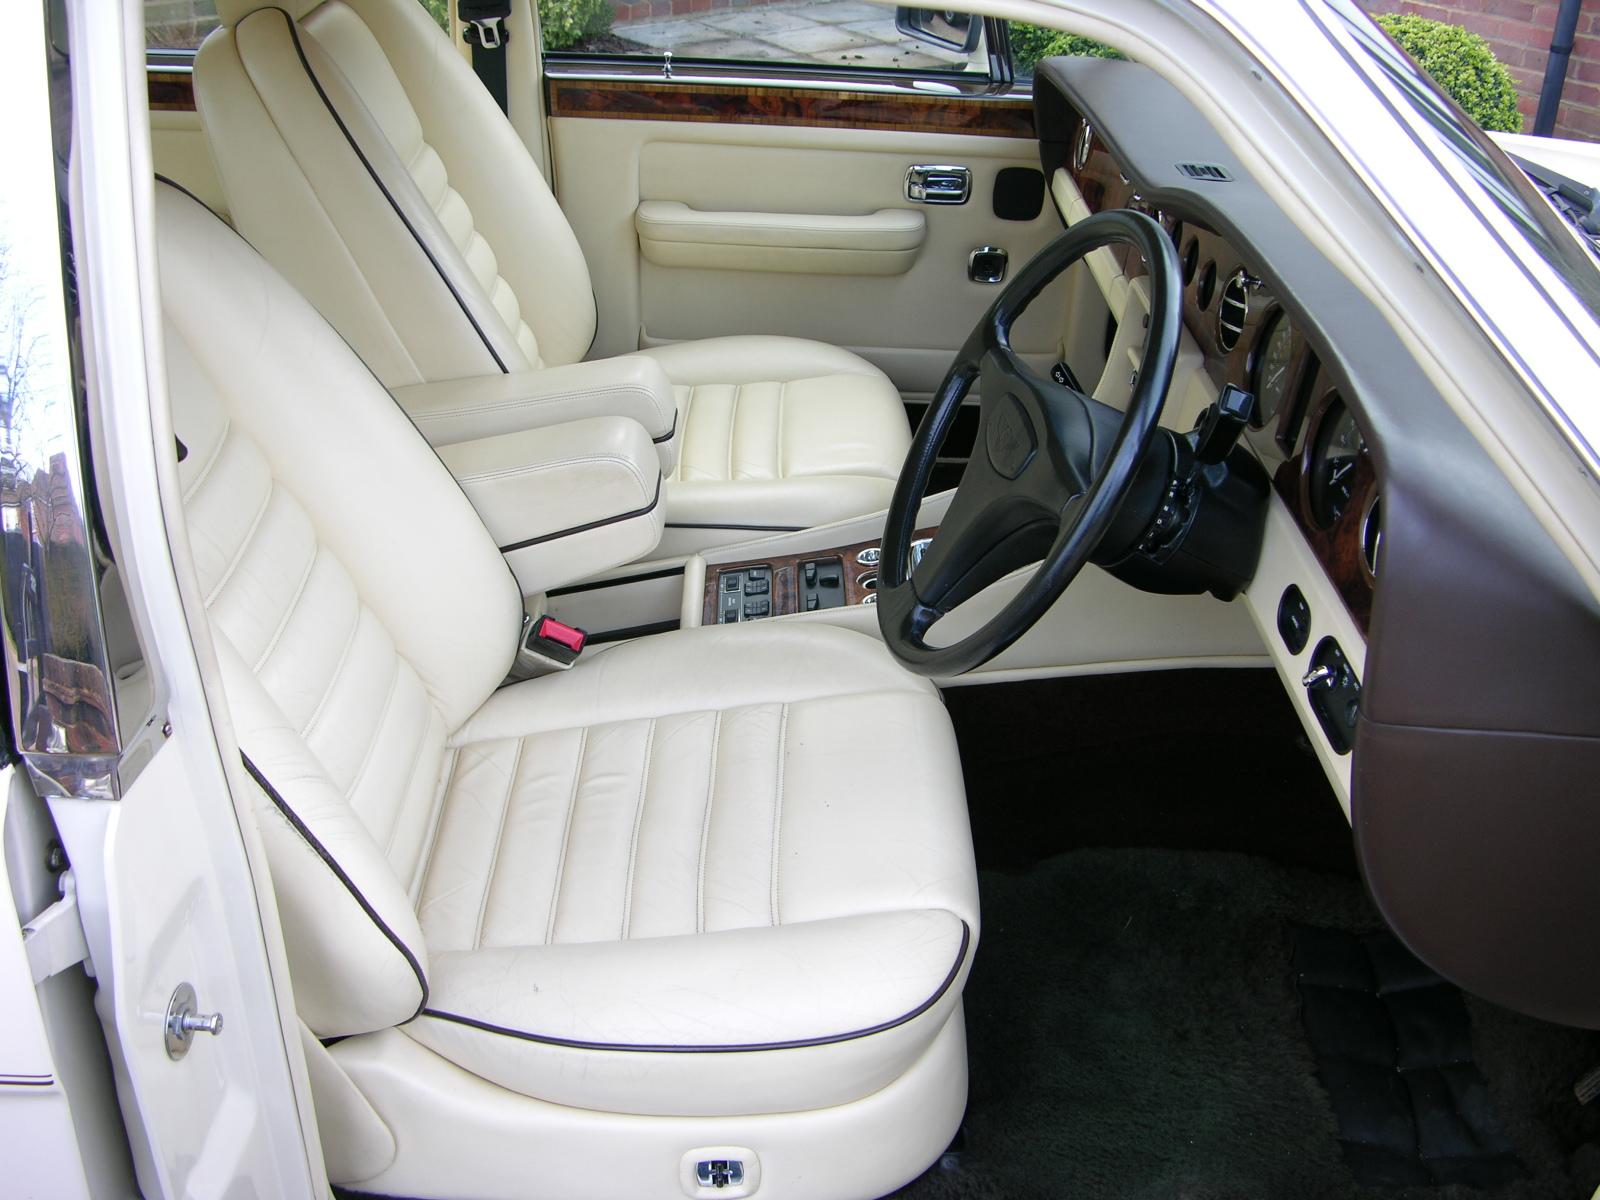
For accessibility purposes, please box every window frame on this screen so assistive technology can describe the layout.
[541,14,1023,99]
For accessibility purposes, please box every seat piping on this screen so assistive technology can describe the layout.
[241,752,429,1021]
[418,919,969,1053]
[498,473,663,553]
[270,7,510,373]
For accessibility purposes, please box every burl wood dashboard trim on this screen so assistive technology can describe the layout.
[704,528,937,625]
[547,78,1036,138]
[1272,393,1376,634]
[1065,122,1376,633]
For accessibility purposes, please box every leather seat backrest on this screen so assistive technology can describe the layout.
[155,181,524,1035]
[196,0,596,386]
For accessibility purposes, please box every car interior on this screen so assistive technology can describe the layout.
[96,0,1600,1195]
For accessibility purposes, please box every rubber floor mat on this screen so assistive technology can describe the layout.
[1293,925,1527,1188]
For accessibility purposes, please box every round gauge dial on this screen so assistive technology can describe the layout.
[1308,396,1366,528]
[1251,310,1295,429]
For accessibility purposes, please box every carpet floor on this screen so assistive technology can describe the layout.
[889,849,1600,1200]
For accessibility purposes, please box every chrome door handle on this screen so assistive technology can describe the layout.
[906,165,971,205]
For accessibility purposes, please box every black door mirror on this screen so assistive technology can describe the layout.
[894,8,982,54]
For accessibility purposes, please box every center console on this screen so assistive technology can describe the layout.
[702,529,935,625]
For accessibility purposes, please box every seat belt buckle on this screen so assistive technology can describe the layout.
[459,0,510,48]
[526,614,587,668]
[467,17,503,48]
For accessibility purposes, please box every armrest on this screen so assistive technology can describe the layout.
[635,202,926,276]
[390,357,679,471]
[436,417,664,595]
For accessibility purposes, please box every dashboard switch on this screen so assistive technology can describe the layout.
[1277,585,1311,655]
[1303,636,1360,755]
[799,557,845,613]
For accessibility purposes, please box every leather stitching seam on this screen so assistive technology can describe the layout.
[620,717,656,941]
[343,652,404,802]
[544,726,589,945]
[204,478,276,607]
[770,702,788,928]
[251,542,321,673]
[181,418,232,503]
[474,735,526,950]
[696,710,723,935]
[299,603,366,741]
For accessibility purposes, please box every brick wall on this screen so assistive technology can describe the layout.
[1361,0,1600,141]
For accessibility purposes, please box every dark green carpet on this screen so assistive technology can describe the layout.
[890,849,1600,1200]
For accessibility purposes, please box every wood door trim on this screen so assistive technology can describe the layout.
[547,77,1035,138]
[149,71,197,112]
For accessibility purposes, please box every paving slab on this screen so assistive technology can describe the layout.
[828,42,946,68]
[672,37,790,59]
[757,23,876,54]
[616,18,727,46]
[805,2,892,25]
[697,8,820,35]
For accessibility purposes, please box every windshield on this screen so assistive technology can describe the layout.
[1327,0,1600,318]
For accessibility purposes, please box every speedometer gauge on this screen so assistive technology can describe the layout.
[1251,310,1294,429]
[1308,396,1366,528]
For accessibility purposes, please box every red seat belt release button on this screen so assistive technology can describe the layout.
[533,615,587,655]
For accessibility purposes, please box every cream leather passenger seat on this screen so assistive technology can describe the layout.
[192,0,913,553]
[155,179,977,1199]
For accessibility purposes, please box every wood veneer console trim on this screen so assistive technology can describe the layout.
[547,78,1035,138]
[703,528,937,625]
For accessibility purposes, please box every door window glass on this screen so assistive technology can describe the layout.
[545,0,990,73]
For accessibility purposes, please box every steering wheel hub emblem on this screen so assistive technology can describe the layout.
[986,393,1037,479]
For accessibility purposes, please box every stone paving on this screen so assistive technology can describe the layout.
[614,0,977,71]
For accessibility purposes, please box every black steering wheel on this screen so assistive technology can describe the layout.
[877,209,1182,676]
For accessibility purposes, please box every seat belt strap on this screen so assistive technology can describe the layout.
[460,0,512,113]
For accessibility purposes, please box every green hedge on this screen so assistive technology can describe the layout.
[1374,13,1523,132]
[539,0,613,50]
[1007,24,1122,75]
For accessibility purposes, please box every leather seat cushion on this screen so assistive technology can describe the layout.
[639,337,913,531]
[404,623,978,1116]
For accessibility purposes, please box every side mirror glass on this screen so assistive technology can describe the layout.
[894,8,982,54]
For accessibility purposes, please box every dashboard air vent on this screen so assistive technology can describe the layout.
[1217,268,1251,352]
[1177,161,1232,182]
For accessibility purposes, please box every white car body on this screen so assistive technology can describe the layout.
[3,0,1597,1194]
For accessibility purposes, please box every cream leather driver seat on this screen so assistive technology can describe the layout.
[155,181,976,1199]
[191,0,913,554]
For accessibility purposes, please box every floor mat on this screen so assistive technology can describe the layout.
[889,849,1600,1200]
[1292,926,1525,1188]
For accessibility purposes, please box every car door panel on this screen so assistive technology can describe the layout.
[548,88,1068,400]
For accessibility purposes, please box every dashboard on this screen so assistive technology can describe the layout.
[1066,118,1380,635]
[1030,55,1600,1029]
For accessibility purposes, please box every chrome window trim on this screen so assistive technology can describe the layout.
[518,58,1032,100]
[1197,0,1600,481]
